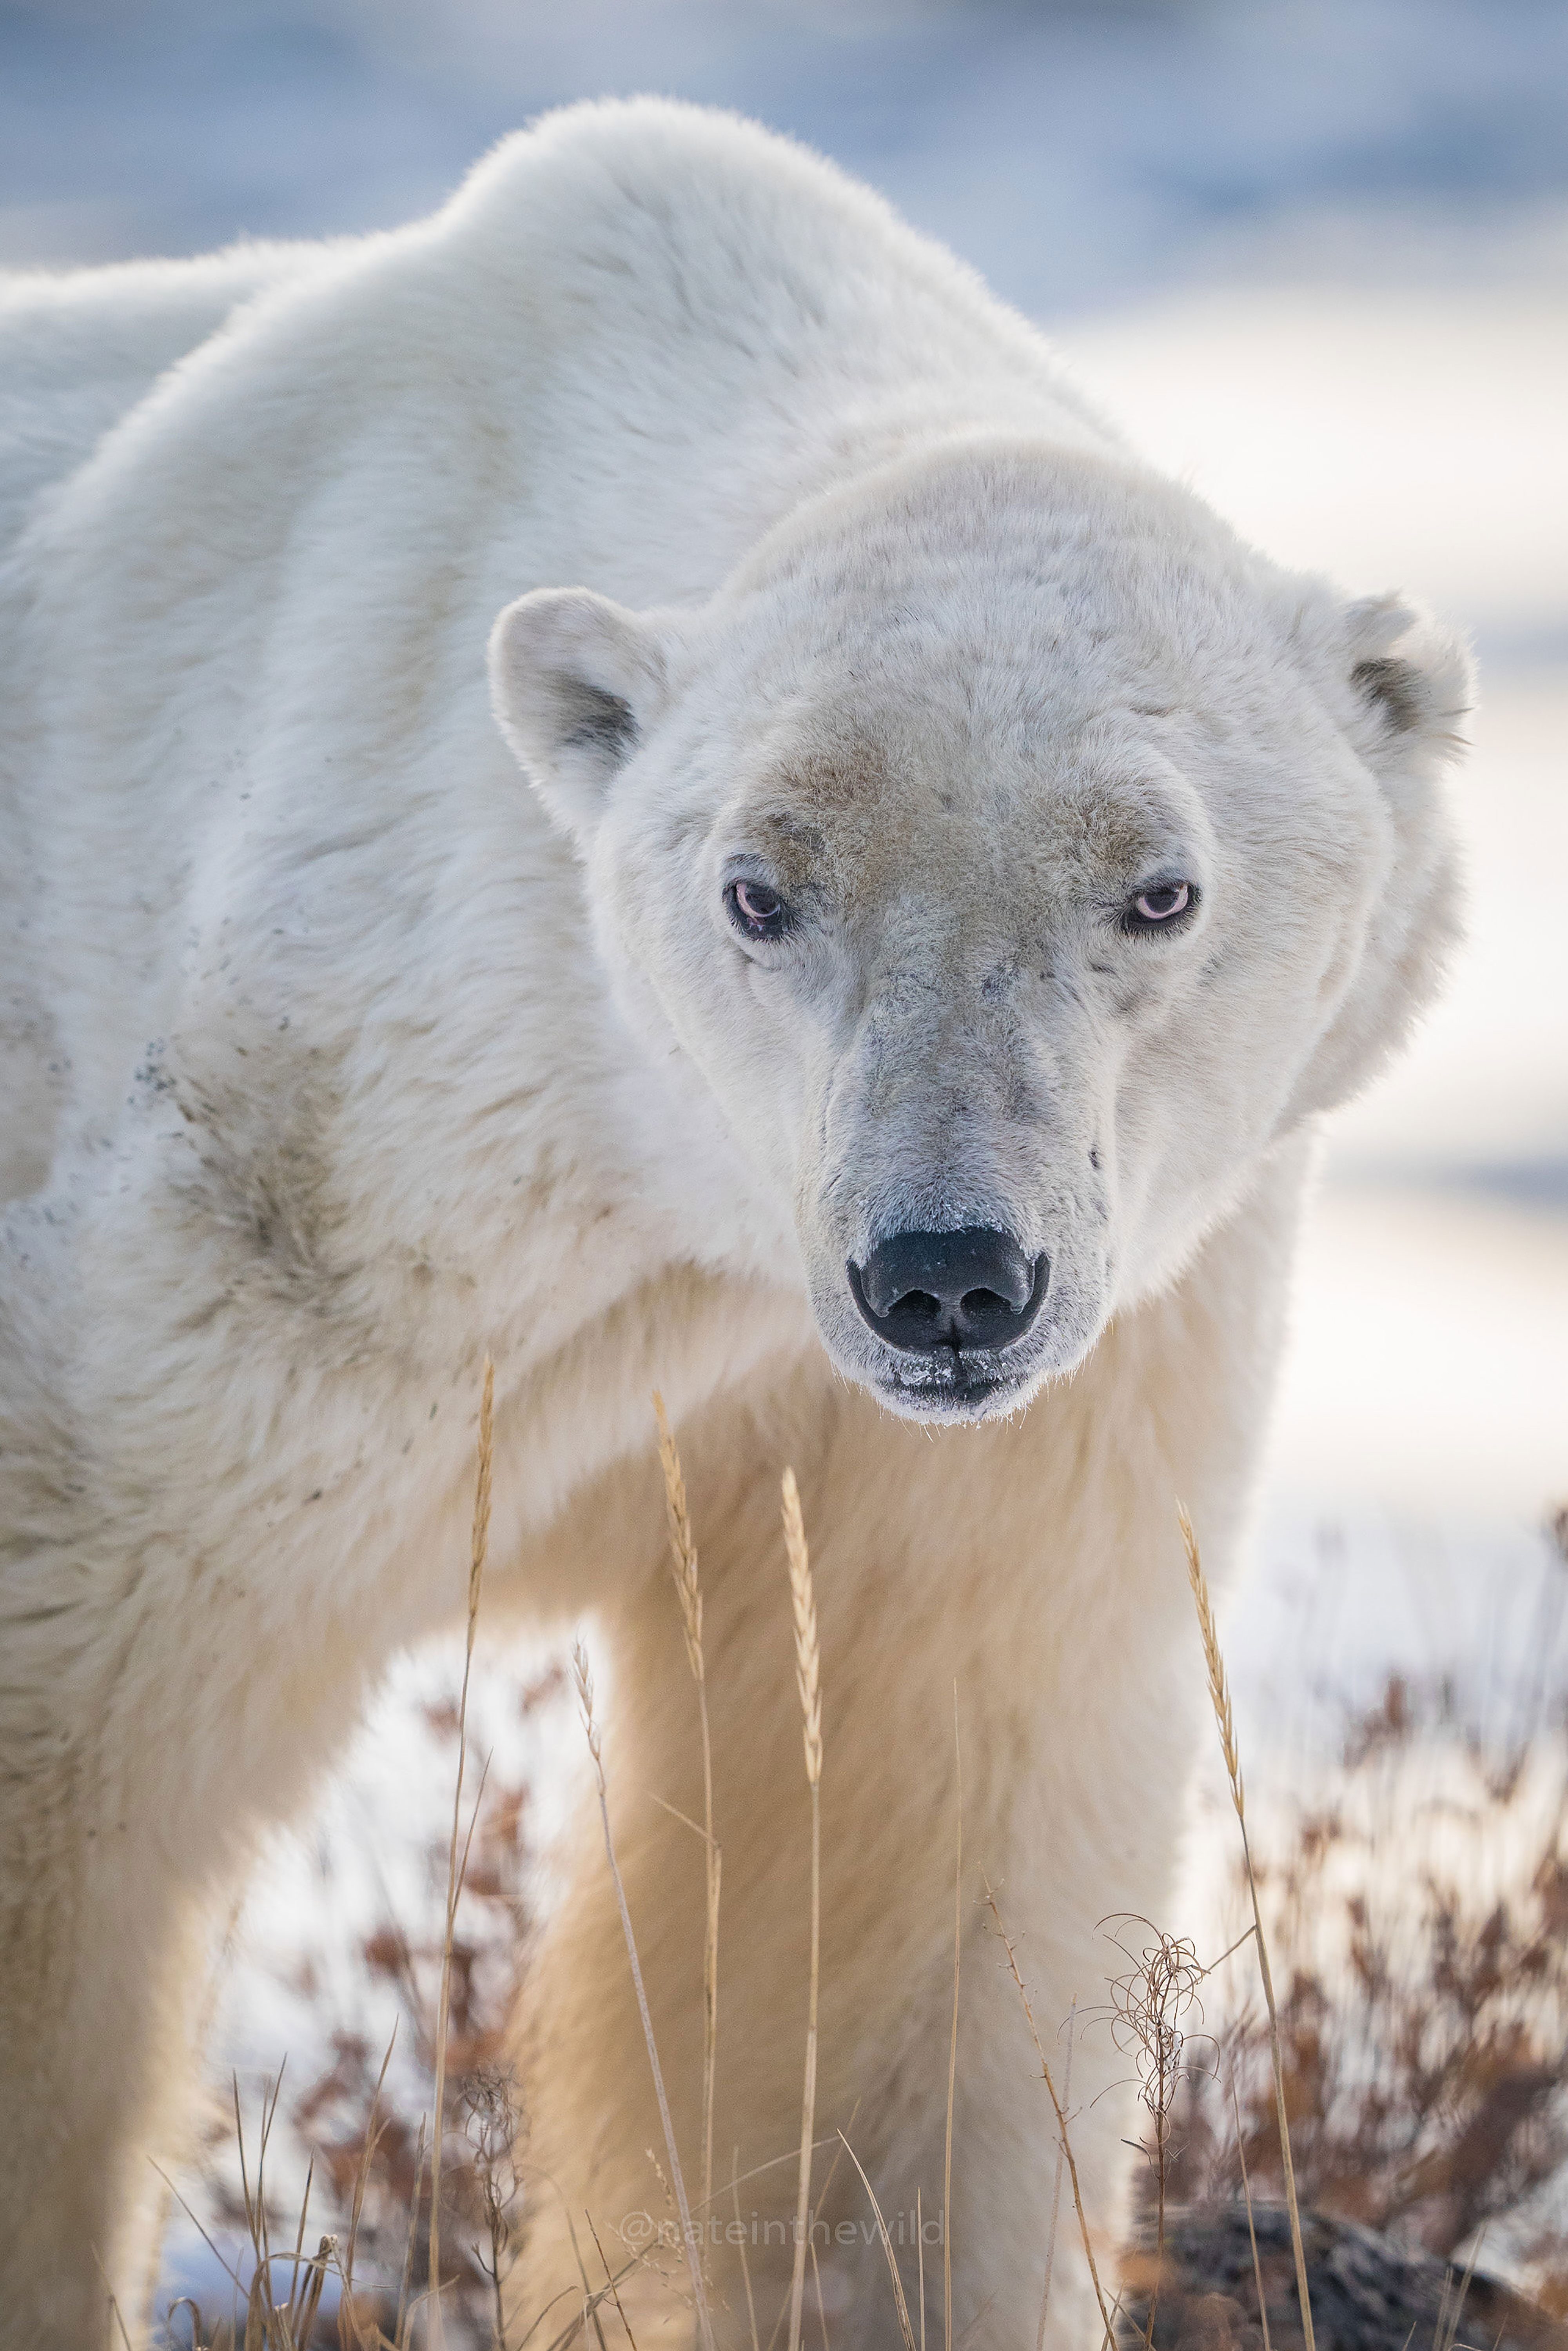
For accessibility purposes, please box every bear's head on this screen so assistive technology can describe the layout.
[490,440,1470,1424]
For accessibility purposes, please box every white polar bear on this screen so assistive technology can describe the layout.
[0,98,1467,2350]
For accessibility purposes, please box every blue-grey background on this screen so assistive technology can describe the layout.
[2,0,1566,311]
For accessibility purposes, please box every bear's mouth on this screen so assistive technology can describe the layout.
[869,1355,1035,1424]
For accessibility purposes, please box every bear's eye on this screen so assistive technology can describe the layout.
[1126,879,1193,930]
[726,878,789,941]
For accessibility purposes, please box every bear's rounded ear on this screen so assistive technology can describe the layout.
[1341,594,1474,786]
[1278,592,1473,1128]
[488,587,670,848]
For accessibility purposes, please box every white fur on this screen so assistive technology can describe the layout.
[0,98,1468,2347]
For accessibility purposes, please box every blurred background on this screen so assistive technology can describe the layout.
[6,0,1563,2331]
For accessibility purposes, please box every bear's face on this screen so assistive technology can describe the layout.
[491,445,1468,1424]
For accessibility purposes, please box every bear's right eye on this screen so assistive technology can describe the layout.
[726,878,789,941]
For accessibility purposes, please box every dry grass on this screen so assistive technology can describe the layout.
[1180,1500,1318,2351]
[428,1357,496,2349]
[835,2131,917,2351]
[780,1464,821,2351]
[572,1638,718,2351]
[1165,1575,1568,2307]
[653,1390,722,2225]
[1036,1997,1077,2351]
[980,1873,1118,2351]
[142,1428,1568,2351]
[944,1693,960,2351]
[1232,2074,1273,2351]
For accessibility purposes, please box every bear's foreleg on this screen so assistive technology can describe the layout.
[0,1757,216,2349]
[0,1226,437,2346]
[512,1363,1154,2351]
[511,1151,1304,2351]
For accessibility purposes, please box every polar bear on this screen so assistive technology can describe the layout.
[0,98,1467,2350]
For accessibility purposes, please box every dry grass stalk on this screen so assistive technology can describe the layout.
[1436,2228,1483,2351]
[1178,1501,1316,2351]
[428,1355,496,2347]
[782,1466,822,2351]
[524,2229,653,2351]
[733,2147,761,2351]
[944,1688,962,2351]
[238,2070,298,2346]
[295,2236,335,2347]
[169,2070,361,2350]
[142,1892,249,2342]
[90,2245,134,2351]
[566,2208,612,2351]
[145,2155,248,2336]
[394,2115,427,2350]
[837,2131,918,2351]
[284,2156,315,2319]
[808,2233,830,2351]
[573,1640,717,2351]
[782,1469,822,1787]
[980,1875,1116,2351]
[1231,2076,1272,2351]
[762,2119,863,2351]
[917,2188,927,2351]
[232,2072,273,2333]
[652,1391,722,2223]
[1035,1997,1076,2351]
[465,2066,520,2347]
[586,2208,640,2351]
[338,2033,398,2346]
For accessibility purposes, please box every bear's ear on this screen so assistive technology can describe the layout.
[1340,594,1474,785]
[488,587,670,848]
[1279,592,1473,1127]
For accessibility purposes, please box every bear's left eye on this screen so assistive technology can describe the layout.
[1126,879,1194,930]
[726,878,789,941]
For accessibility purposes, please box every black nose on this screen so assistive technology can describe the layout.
[848,1226,1048,1356]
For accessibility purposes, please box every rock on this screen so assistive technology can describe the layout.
[1119,2202,1567,2351]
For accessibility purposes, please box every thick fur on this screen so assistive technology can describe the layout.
[0,100,1468,2348]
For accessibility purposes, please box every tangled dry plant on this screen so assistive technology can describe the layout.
[1101,1919,1210,2349]
[463,2068,519,2350]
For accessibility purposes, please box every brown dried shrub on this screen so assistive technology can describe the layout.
[1167,1514,1568,2318]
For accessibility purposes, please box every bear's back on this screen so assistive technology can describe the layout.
[0,242,326,556]
[2,101,1114,1171]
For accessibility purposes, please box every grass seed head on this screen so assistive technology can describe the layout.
[653,1390,705,1684]
[572,1639,603,1774]
[1178,1501,1244,1824]
[781,1467,822,1790]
